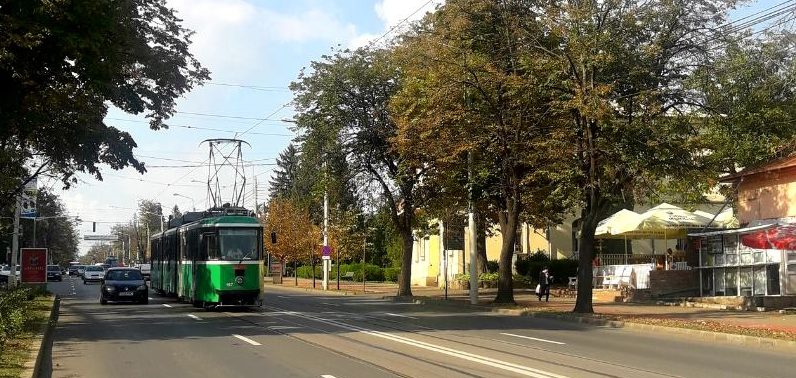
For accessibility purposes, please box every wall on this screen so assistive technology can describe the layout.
[649,270,699,297]
[737,167,796,225]
[410,234,440,287]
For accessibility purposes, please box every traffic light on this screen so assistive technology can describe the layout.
[270,232,277,244]
[92,222,96,232]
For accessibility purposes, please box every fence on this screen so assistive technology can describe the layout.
[593,263,655,289]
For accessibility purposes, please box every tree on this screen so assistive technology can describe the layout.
[171,205,183,220]
[0,0,210,206]
[391,0,576,303]
[262,198,320,268]
[269,144,303,200]
[290,48,422,296]
[15,188,79,264]
[530,0,738,312]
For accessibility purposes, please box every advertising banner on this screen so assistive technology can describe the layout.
[21,248,48,283]
[20,179,38,218]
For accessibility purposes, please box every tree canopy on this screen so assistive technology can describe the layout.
[0,0,209,206]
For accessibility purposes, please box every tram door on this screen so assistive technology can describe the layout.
[786,252,796,295]
[177,230,186,299]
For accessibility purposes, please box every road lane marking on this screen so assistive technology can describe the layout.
[232,334,262,346]
[268,325,300,330]
[321,302,340,307]
[384,312,418,319]
[277,295,289,299]
[162,304,172,308]
[321,375,337,378]
[187,314,202,320]
[265,306,566,378]
[500,333,566,345]
[148,297,154,300]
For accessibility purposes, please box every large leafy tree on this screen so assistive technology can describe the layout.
[269,144,303,200]
[392,0,576,303]
[290,48,422,296]
[530,0,738,312]
[0,0,209,206]
[262,198,320,268]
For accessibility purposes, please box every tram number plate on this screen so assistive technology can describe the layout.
[119,292,134,296]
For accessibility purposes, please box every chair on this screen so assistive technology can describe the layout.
[568,276,578,290]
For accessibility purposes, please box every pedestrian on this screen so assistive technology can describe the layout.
[538,266,552,302]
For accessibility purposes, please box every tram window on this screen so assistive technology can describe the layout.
[219,229,260,261]
[204,234,219,260]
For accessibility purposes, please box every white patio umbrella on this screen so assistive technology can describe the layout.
[694,208,739,229]
[595,209,642,238]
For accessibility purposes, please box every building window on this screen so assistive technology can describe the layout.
[725,268,738,296]
[753,266,766,296]
[714,268,725,296]
[571,218,582,254]
[767,264,781,295]
[421,237,428,261]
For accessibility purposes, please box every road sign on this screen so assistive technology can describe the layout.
[21,248,47,283]
[321,245,332,260]
[83,235,118,241]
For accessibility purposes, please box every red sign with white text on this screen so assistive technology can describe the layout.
[21,248,47,283]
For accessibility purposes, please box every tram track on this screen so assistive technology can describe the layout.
[257,297,682,378]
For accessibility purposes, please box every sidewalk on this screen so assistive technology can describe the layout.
[267,277,796,341]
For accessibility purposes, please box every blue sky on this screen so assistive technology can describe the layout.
[50,0,783,255]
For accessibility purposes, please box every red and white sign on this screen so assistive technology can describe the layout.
[21,248,48,283]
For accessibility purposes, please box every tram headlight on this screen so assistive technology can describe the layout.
[234,276,244,285]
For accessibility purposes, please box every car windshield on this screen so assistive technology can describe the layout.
[106,270,143,281]
[219,229,259,261]
[87,266,103,272]
[47,266,60,271]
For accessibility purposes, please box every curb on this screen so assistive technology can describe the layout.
[265,283,362,296]
[22,294,60,378]
[391,296,796,351]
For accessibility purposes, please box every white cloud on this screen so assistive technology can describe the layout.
[349,0,443,48]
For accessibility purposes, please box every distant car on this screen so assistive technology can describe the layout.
[0,266,21,285]
[77,265,87,278]
[47,265,63,281]
[68,266,80,276]
[83,265,105,284]
[134,263,151,279]
[100,268,148,305]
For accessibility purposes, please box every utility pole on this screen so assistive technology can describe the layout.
[9,197,20,288]
[322,188,329,291]
[468,151,478,304]
[254,177,259,215]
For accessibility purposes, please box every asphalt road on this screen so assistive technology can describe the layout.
[48,277,795,378]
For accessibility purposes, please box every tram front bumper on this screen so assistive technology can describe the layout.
[216,289,260,306]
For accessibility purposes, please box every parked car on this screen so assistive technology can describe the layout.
[77,265,87,278]
[47,265,63,281]
[83,265,105,284]
[0,266,20,285]
[100,268,148,305]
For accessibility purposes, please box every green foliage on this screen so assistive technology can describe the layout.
[0,0,209,203]
[486,260,499,274]
[528,250,551,263]
[12,188,79,264]
[384,267,401,282]
[0,288,33,349]
[296,265,323,279]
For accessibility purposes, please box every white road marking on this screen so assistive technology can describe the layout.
[232,334,262,346]
[268,325,300,330]
[187,314,202,320]
[148,297,154,300]
[277,295,289,299]
[266,306,567,378]
[321,375,337,378]
[162,304,172,308]
[500,332,566,345]
[321,302,340,307]
[384,312,418,320]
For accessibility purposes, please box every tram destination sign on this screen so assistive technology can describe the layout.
[83,235,119,241]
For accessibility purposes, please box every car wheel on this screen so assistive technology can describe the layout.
[100,297,107,305]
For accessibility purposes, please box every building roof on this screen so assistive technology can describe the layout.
[720,155,796,183]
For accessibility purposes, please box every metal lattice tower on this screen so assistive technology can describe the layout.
[201,139,250,209]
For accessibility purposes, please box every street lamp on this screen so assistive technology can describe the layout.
[173,193,196,211]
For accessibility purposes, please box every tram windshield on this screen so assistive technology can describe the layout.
[219,229,260,261]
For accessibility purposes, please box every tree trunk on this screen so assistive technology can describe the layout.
[477,215,487,274]
[397,229,414,297]
[574,205,600,313]
[494,205,519,304]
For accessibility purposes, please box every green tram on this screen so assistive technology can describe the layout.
[150,206,264,308]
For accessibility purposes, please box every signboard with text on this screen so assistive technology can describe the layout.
[20,179,38,218]
[83,235,119,241]
[270,260,283,284]
[321,246,332,260]
[21,248,47,283]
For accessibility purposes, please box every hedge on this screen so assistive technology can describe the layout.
[515,257,579,285]
[295,263,398,282]
[0,288,33,349]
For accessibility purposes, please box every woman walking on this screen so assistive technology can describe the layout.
[538,266,552,302]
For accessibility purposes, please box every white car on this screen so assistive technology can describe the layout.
[83,265,105,284]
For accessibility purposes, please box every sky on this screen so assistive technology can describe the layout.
[45,0,782,256]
